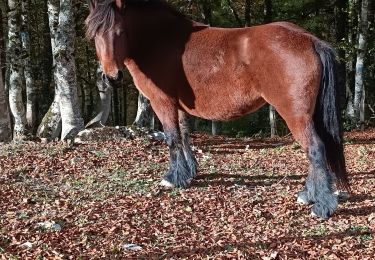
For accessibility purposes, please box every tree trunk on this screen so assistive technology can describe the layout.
[245,0,251,26]
[21,0,37,131]
[86,64,113,128]
[0,10,6,82]
[264,0,277,137]
[37,0,61,139]
[201,0,212,25]
[211,121,222,135]
[0,50,12,142]
[133,93,154,129]
[83,44,92,121]
[333,0,349,119]
[353,0,369,129]
[55,0,84,140]
[226,0,243,27]
[264,0,272,23]
[37,93,62,140]
[8,0,27,140]
[41,0,53,113]
[346,0,357,120]
[269,105,277,137]
[334,0,348,67]
[38,0,84,140]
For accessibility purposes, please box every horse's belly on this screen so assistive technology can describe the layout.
[179,87,266,121]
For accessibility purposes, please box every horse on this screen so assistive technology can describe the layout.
[86,0,350,219]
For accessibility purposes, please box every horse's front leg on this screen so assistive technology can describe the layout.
[161,127,193,188]
[153,102,193,188]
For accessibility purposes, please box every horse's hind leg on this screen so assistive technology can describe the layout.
[285,116,338,219]
[178,110,198,177]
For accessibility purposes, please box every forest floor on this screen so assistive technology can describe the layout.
[0,128,374,259]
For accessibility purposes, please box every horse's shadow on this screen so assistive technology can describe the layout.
[338,205,375,217]
[192,173,304,188]
[193,137,294,154]
[191,171,375,210]
[351,170,375,180]
[346,192,375,204]
[135,228,375,258]
[345,137,375,145]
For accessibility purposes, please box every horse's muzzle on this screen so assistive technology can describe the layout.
[102,70,124,84]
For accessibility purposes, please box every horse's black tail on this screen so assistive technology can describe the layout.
[313,41,350,192]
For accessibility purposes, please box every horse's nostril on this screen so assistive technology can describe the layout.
[102,71,123,83]
[102,73,107,81]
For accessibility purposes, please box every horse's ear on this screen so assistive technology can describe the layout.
[115,0,125,10]
[88,0,96,11]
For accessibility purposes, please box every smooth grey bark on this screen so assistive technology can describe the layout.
[8,0,27,140]
[21,0,36,130]
[0,51,12,142]
[0,10,5,83]
[37,93,62,140]
[269,105,277,137]
[346,0,357,120]
[55,0,84,140]
[48,0,59,55]
[83,45,93,121]
[38,0,84,140]
[353,0,369,129]
[133,93,154,129]
[86,64,113,128]
[37,0,61,139]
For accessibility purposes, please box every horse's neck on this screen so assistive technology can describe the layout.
[125,7,195,57]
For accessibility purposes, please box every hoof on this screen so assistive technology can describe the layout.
[297,191,312,205]
[311,207,329,219]
[163,167,192,188]
[160,179,175,189]
[297,197,309,205]
[188,164,198,178]
[310,199,337,219]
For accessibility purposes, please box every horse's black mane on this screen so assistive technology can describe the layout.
[85,0,186,39]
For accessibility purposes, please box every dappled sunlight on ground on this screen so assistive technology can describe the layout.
[0,129,374,258]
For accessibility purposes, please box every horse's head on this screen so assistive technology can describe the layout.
[86,0,127,83]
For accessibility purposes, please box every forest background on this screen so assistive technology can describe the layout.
[0,0,374,142]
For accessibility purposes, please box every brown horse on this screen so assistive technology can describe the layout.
[86,0,350,218]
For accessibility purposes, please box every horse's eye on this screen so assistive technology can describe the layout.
[116,29,125,36]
